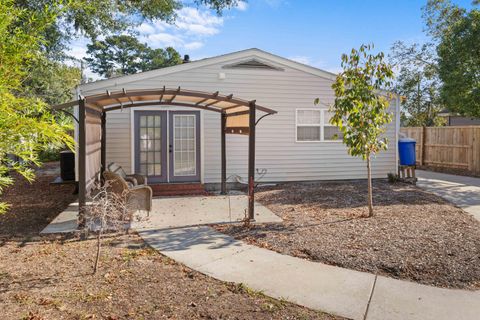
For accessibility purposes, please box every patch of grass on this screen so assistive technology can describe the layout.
[227,282,261,296]
[82,290,111,303]
[120,247,157,262]
[0,271,10,280]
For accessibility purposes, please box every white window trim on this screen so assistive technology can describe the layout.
[295,108,343,143]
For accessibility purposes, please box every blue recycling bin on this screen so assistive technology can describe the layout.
[398,138,416,166]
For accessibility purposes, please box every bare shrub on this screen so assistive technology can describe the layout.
[84,182,136,274]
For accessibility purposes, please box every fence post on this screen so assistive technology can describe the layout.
[420,126,426,166]
[473,127,480,175]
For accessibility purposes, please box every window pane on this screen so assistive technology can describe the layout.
[147,116,154,127]
[154,140,161,151]
[324,111,336,125]
[154,127,161,138]
[147,152,154,163]
[147,164,155,175]
[147,128,154,139]
[324,126,343,140]
[297,110,321,125]
[297,126,320,141]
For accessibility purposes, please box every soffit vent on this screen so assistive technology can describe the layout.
[222,59,284,71]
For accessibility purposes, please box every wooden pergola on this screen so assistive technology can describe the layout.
[53,87,277,220]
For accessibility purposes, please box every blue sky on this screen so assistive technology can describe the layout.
[69,0,473,78]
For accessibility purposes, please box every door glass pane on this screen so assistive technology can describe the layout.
[173,115,196,176]
[138,114,162,177]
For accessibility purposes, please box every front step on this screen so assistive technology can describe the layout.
[149,183,209,197]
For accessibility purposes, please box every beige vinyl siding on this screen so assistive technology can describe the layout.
[79,53,398,183]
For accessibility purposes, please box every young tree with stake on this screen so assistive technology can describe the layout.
[321,44,394,217]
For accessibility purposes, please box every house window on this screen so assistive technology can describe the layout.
[322,111,343,141]
[296,109,342,142]
[296,109,321,141]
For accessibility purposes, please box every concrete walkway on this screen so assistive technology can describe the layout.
[138,226,480,320]
[417,170,480,221]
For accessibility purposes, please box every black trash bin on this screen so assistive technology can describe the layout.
[60,150,75,181]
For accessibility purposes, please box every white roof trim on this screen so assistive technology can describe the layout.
[78,48,338,93]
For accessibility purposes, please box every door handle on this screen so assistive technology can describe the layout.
[169,144,172,153]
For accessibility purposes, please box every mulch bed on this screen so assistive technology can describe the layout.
[0,162,77,239]
[215,180,480,290]
[0,164,338,319]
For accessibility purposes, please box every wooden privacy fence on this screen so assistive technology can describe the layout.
[400,126,480,175]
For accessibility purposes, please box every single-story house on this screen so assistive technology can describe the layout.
[55,48,400,218]
[76,48,400,185]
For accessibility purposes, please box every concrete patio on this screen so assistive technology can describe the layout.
[41,194,282,234]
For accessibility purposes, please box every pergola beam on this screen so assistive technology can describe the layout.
[122,88,134,105]
[103,101,222,113]
[169,86,181,103]
[78,98,86,227]
[248,100,256,220]
[84,88,276,114]
[100,111,107,183]
[159,86,166,102]
[221,112,227,195]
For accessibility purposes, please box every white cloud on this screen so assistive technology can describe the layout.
[66,6,225,80]
[148,33,184,47]
[175,7,223,36]
[184,41,204,50]
[137,22,157,34]
[133,7,223,52]
[236,1,248,11]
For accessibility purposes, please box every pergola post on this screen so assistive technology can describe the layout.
[100,111,107,184]
[78,98,86,226]
[248,101,256,220]
[220,112,227,195]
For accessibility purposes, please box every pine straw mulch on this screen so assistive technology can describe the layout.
[0,165,338,320]
[214,180,480,290]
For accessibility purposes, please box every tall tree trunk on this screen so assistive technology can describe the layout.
[367,153,373,217]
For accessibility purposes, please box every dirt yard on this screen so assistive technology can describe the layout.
[216,180,480,289]
[0,164,337,320]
